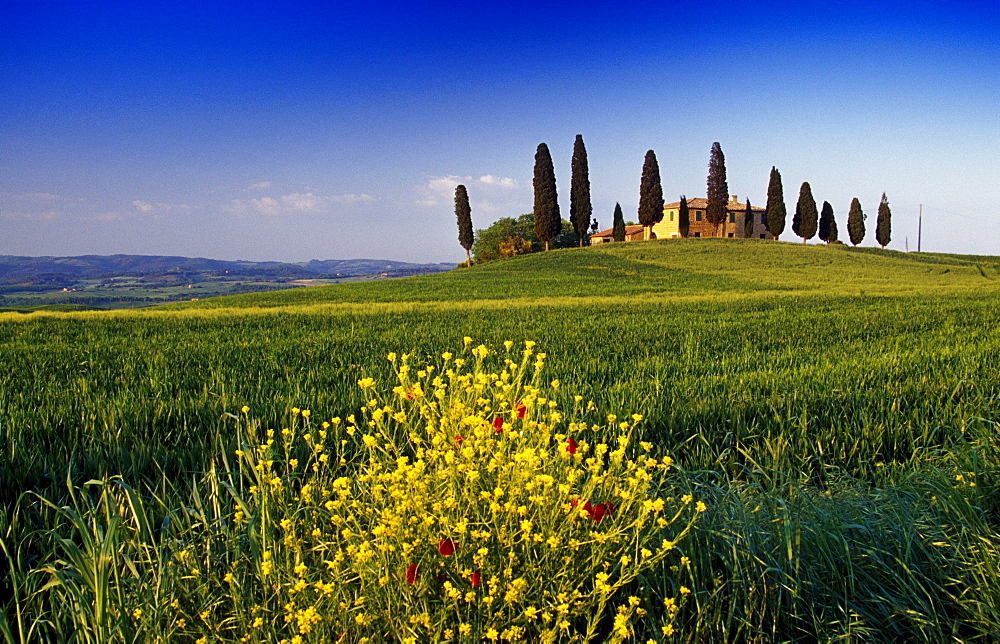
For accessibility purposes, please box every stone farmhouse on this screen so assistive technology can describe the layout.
[590,195,773,243]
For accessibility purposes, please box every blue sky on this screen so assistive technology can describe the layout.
[3,1,998,263]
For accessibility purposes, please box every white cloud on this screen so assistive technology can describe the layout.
[329,193,376,204]
[249,181,272,190]
[224,191,376,217]
[130,200,191,217]
[478,175,518,189]
[417,174,526,214]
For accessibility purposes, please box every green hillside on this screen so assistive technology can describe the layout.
[156,239,999,312]
[2,240,1000,642]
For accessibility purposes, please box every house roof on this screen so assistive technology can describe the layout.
[664,197,765,212]
[590,224,645,238]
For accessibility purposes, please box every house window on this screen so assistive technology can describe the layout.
[728,233,734,238]
[693,232,701,237]
[760,212,767,225]
[729,213,736,223]
[759,233,766,239]
[669,212,674,221]
[695,211,703,221]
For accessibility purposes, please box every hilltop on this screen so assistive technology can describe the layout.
[161,239,1000,312]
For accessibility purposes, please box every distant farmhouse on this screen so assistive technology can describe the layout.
[591,195,773,243]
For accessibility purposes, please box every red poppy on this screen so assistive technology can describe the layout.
[589,502,615,523]
[470,570,481,588]
[566,437,577,455]
[455,435,464,445]
[516,403,527,419]
[437,538,457,557]
[570,498,579,507]
[406,564,419,585]
[583,500,594,516]
[493,416,504,433]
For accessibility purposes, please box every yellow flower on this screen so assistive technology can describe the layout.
[485,627,499,640]
[241,405,250,414]
[357,377,376,389]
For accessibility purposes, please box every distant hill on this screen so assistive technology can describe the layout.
[0,254,455,283]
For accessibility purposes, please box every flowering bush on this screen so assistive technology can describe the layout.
[174,339,701,642]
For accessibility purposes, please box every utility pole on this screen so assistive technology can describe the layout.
[917,204,922,252]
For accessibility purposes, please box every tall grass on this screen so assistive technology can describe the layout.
[2,241,999,640]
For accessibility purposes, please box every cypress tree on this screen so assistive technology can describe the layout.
[847,197,866,245]
[818,200,836,243]
[637,150,663,240]
[678,196,690,238]
[876,192,892,248]
[706,142,729,237]
[612,203,626,241]
[533,142,561,251]
[765,166,786,240]
[743,199,754,238]
[455,184,474,265]
[792,181,818,243]
[570,134,592,248]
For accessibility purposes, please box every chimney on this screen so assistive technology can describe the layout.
[730,194,738,203]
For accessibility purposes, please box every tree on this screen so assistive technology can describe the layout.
[637,150,663,240]
[792,181,818,243]
[612,203,626,242]
[570,134,592,247]
[533,142,561,251]
[706,142,729,237]
[765,166,787,240]
[743,199,754,239]
[818,201,837,243]
[590,218,599,236]
[847,197,866,245]
[472,214,541,262]
[455,184,474,265]
[876,192,892,248]
[678,196,690,238]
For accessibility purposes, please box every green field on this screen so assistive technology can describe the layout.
[2,239,1000,642]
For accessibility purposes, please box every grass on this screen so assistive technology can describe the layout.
[1,238,999,641]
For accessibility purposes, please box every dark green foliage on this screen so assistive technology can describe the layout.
[818,201,837,243]
[765,166,787,240]
[679,196,690,238]
[570,135,592,248]
[590,218,599,235]
[638,150,663,235]
[533,142,561,250]
[612,203,626,242]
[706,142,729,236]
[848,197,866,245]
[743,199,754,239]
[455,184,474,264]
[792,181,818,242]
[876,193,892,248]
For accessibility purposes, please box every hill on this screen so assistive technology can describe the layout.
[3,239,1000,641]
[0,253,454,309]
[163,238,1000,311]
